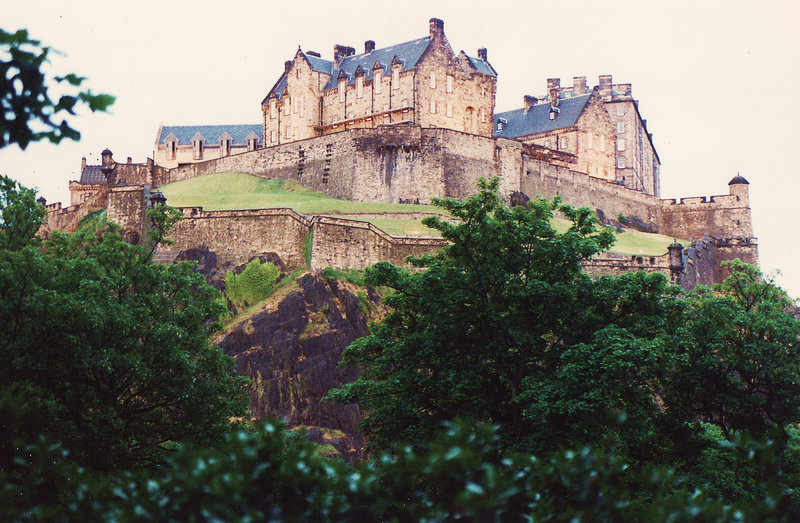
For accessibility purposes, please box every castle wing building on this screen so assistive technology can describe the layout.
[261,18,497,146]
[154,124,262,168]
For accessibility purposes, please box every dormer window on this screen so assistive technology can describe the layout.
[356,76,364,98]
[220,139,231,157]
[392,67,400,89]
[192,139,204,159]
[339,79,346,102]
[248,137,257,151]
[164,135,177,160]
[496,118,507,131]
[374,71,382,94]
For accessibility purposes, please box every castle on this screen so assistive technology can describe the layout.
[42,18,757,289]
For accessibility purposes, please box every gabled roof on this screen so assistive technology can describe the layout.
[465,54,496,77]
[493,94,592,138]
[156,125,262,145]
[80,165,106,184]
[322,36,431,90]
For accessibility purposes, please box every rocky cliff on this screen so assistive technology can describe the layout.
[212,271,380,461]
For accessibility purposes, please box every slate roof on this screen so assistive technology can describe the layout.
[80,165,106,184]
[465,54,496,77]
[157,124,262,145]
[322,36,431,90]
[493,95,592,139]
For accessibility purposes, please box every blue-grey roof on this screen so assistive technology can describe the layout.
[268,74,289,101]
[322,36,431,90]
[493,95,591,138]
[80,165,106,184]
[305,54,334,74]
[465,54,496,77]
[157,124,261,145]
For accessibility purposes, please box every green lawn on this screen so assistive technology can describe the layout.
[161,172,681,256]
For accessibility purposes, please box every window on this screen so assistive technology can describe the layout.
[339,80,346,102]
[617,138,626,151]
[446,74,453,93]
[220,139,231,157]
[559,136,568,150]
[446,102,453,117]
[374,71,382,94]
[617,156,626,168]
[617,122,625,133]
[248,138,257,151]
[587,132,593,150]
[299,96,304,117]
[392,68,400,89]
[193,140,203,159]
[616,104,625,116]
[430,71,436,89]
[284,97,291,115]
[429,99,436,114]
[356,77,364,98]
[600,135,606,152]
[270,99,277,119]
[293,96,298,113]
[480,109,486,123]
[167,140,176,160]
[270,130,276,143]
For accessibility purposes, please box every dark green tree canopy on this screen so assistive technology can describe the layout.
[0,177,248,471]
[0,27,114,149]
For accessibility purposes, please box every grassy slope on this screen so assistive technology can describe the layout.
[161,172,681,256]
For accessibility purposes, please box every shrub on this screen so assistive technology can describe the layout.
[224,259,279,310]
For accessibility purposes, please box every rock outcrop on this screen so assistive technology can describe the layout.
[214,272,380,461]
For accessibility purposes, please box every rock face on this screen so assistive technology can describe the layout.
[215,272,380,461]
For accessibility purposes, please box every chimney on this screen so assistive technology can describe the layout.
[81,157,87,172]
[547,77,560,107]
[334,44,355,65]
[573,76,588,95]
[523,95,538,114]
[478,48,487,61]
[127,156,132,164]
[429,18,444,38]
[284,60,293,72]
[598,74,613,100]
[365,40,375,53]
[306,50,321,57]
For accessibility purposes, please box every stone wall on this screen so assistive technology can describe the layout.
[309,216,447,270]
[43,185,109,235]
[107,185,147,244]
[581,251,672,279]
[660,182,753,241]
[166,208,312,268]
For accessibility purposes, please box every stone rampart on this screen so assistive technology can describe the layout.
[660,189,752,241]
[580,252,672,279]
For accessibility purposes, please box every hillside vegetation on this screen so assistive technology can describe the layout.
[161,172,681,255]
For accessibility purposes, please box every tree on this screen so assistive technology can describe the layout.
[666,260,800,460]
[1,27,114,149]
[329,178,679,457]
[0,176,249,471]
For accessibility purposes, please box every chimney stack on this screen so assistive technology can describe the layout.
[598,74,613,100]
[334,44,355,65]
[429,18,444,38]
[365,40,375,53]
[284,60,293,72]
[81,157,87,172]
[573,76,588,95]
[478,48,488,61]
[127,156,132,164]
[523,95,538,114]
[547,78,561,107]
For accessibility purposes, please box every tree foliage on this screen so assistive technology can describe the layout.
[329,178,681,457]
[0,177,249,472]
[0,27,114,149]
[224,258,280,311]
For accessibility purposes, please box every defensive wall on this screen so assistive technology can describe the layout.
[152,126,751,245]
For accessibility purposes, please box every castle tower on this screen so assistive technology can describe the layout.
[728,173,750,207]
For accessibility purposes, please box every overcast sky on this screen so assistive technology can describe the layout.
[2,0,799,297]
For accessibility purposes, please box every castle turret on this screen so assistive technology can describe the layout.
[728,173,750,206]
[101,148,114,181]
[668,239,685,283]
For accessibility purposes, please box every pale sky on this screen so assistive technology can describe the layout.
[2,0,799,298]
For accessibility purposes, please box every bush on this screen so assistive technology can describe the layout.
[224,259,280,310]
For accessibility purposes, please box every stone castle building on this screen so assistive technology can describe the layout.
[51,18,756,290]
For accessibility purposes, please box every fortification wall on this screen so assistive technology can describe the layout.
[107,186,147,245]
[660,186,753,241]
[166,208,311,268]
[309,216,447,270]
[580,252,672,279]
[43,185,109,234]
